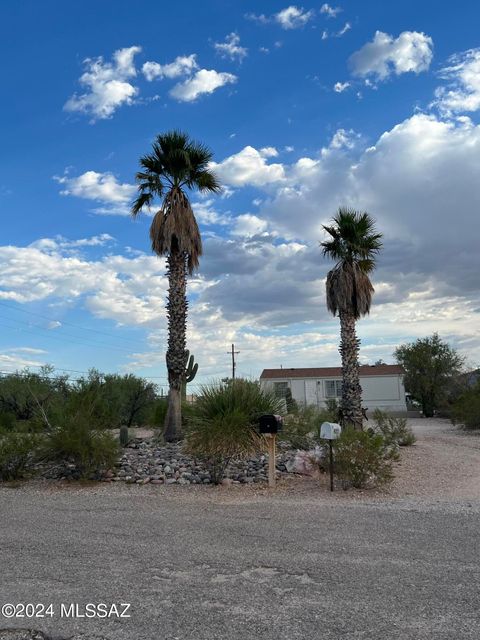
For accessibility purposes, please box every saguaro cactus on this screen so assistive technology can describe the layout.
[182,350,198,400]
[119,425,130,447]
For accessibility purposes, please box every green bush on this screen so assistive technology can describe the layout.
[451,384,480,430]
[184,379,281,483]
[190,379,284,425]
[41,417,119,478]
[333,429,394,489]
[0,432,39,481]
[0,412,16,433]
[150,397,168,427]
[185,409,262,484]
[371,409,416,446]
[282,403,338,449]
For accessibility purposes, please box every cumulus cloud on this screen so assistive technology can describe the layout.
[210,146,286,187]
[190,200,230,226]
[0,350,48,372]
[321,21,351,39]
[54,171,135,215]
[320,3,342,18]
[170,69,237,102]
[350,31,433,81]
[257,113,480,324]
[214,33,248,62]
[0,239,170,327]
[246,6,314,29]
[334,81,350,92]
[142,54,198,81]
[232,214,269,237]
[434,48,480,115]
[275,6,314,29]
[64,46,141,121]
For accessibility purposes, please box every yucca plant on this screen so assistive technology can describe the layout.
[184,379,284,483]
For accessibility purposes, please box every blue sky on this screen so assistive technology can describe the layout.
[1,1,480,388]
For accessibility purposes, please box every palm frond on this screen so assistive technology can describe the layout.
[322,207,381,319]
[131,192,154,217]
[132,130,221,269]
[149,188,203,273]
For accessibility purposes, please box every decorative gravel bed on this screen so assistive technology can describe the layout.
[40,439,300,485]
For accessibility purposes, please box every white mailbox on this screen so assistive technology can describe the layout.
[320,422,341,440]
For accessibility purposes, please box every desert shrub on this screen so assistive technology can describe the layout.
[282,404,338,449]
[150,397,168,426]
[451,383,480,430]
[0,411,16,433]
[184,379,280,483]
[185,409,262,484]
[333,429,394,489]
[0,432,39,481]
[324,398,339,420]
[372,409,416,446]
[190,379,284,425]
[41,416,119,478]
[284,387,298,413]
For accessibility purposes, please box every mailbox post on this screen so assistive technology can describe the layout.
[259,415,283,488]
[320,422,341,492]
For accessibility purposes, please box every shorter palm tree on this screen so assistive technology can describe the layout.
[131,131,220,441]
[321,208,382,429]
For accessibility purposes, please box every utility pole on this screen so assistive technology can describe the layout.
[229,343,239,380]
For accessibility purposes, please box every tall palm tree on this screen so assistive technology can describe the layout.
[321,208,382,430]
[132,131,220,441]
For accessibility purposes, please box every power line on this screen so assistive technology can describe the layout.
[0,300,148,348]
[0,318,139,354]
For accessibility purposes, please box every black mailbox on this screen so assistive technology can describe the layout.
[259,414,283,434]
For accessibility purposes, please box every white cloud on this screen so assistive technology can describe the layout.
[64,46,141,121]
[275,6,314,29]
[244,12,270,25]
[214,33,248,62]
[31,234,115,253]
[246,6,313,29]
[54,171,135,215]
[170,69,237,102]
[142,54,198,81]
[0,240,170,326]
[210,146,286,187]
[334,81,350,92]
[0,351,47,372]
[328,128,359,149]
[350,31,433,81]
[232,214,269,237]
[320,3,342,18]
[190,200,230,226]
[322,21,351,39]
[434,48,480,115]
[259,146,279,158]
[257,114,480,322]
[337,22,351,36]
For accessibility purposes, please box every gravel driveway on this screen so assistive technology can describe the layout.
[0,419,479,640]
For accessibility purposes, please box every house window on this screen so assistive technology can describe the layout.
[273,381,289,398]
[325,379,342,398]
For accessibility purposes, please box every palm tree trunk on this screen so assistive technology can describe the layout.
[164,248,188,441]
[339,311,363,430]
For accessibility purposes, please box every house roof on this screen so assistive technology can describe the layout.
[260,364,404,379]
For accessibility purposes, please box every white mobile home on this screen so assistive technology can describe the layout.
[260,364,407,414]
